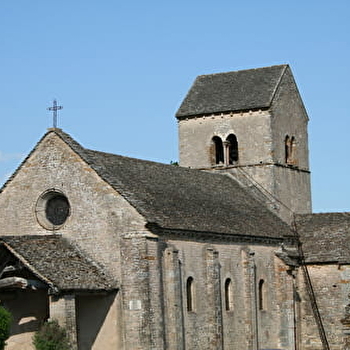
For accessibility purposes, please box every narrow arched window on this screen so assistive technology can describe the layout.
[285,135,291,163]
[258,279,266,310]
[186,277,194,311]
[224,278,233,311]
[212,136,224,165]
[226,134,239,164]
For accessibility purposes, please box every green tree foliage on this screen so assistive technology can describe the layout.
[0,306,12,350]
[33,320,71,350]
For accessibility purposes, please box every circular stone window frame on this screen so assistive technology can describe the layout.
[35,189,71,231]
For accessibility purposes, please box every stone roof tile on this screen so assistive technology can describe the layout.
[295,213,350,263]
[176,65,287,118]
[54,129,292,240]
[1,235,116,292]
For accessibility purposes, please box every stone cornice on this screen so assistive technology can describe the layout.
[145,223,297,246]
[177,108,270,121]
[194,162,310,174]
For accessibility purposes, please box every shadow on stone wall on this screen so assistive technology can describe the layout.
[76,292,117,349]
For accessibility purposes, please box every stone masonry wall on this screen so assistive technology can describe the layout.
[0,132,147,279]
[270,66,312,216]
[159,238,296,350]
[178,110,272,169]
[76,292,120,349]
[270,67,309,170]
[119,234,160,349]
[299,264,350,350]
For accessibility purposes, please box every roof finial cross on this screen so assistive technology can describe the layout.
[47,99,63,128]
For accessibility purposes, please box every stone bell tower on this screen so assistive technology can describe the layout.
[176,65,312,223]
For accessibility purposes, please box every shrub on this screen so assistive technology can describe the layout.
[0,306,12,350]
[33,320,71,350]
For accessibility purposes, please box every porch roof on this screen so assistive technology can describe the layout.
[0,235,117,292]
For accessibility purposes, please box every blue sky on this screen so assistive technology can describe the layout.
[0,1,349,213]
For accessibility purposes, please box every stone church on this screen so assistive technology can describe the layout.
[0,64,349,350]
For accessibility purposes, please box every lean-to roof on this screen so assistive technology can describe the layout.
[296,213,350,263]
[0,235,116,291]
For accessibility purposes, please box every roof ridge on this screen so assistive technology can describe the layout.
[269,64,288,106]
[86,148,172,167]
[195,64,288,79]
[296,212,350,217]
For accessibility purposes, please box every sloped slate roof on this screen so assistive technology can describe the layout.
[295,213,350,263]
[0,235,116,291]
[52,129,292,240]
[176,64,287,118]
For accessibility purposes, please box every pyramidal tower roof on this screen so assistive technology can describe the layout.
[176,64,288,118]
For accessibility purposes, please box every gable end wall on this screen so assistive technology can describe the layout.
[0,132,147,278]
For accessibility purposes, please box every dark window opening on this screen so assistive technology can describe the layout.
[285,135,290,163]
[226,134,239,164]
[186,277,194,312]
[258,279,266,310]
[45,194,70,226]
[212,136,224,165]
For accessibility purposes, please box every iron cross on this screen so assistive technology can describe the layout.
[47,99,63,128]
